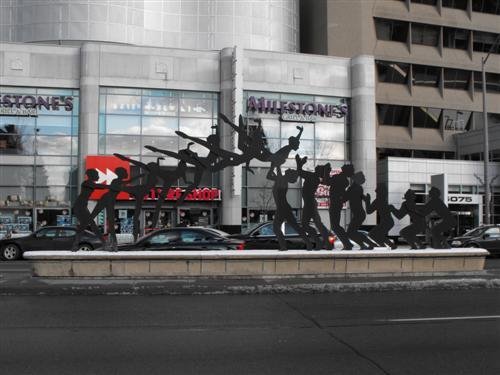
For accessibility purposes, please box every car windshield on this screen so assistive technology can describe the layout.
[463,227,486,237]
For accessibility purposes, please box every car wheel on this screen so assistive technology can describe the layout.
[78,243,94,251]
[1,244,21,261]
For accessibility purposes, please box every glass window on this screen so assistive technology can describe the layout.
[100,135,141,155]
[36,116,72,135]
[376,61,409,84]
[35,166,73,186]
[36,228,58,238]
[442,0,468,9]
[375,18,408,43]
[0,187,34,203]
[35,186,71,204]
[284,139,314,160]
[485,227,500,234]
[0,134,35,155]
[377,104,411,126]
[444,68,470,90]
[104,115,141,135]
[315,141,345,160]
[0,166,34,186]
[178,138,210,158]
[58,228,76,237]
[36,136,72,156]
[149,231,179,244]
[142,117,178,136]
[141,136,178,155]
[412,65,440,87]
[472,0,500,14]
[315,122,345,142]
[281,122,313,139]
[260,119,280,139]
[412,23,440,46]
[142,96,178,116]
[413,107,442,128]
[179,118,213,137]
[259,224,275,236]
[473,31,500,54]
[106,95,142,115]
[179,98,213,117]
[442,109,472,131]
[474,72,500,93]
[180,229,210,242]
[443,27,469,50]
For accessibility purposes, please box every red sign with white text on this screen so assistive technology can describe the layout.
[85,155,221,202]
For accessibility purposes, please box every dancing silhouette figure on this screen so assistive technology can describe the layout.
[344,171,377,249]
[295,155,331,250]
[364,183,396,249]
[267,166,313,251]
[71,169,108,251]
[420,187,457,248]
[89,167,131,251]
[391,189,426,249]
[323,164,354,250]
[113,153,162,242]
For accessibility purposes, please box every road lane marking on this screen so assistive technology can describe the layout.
[383,315,500,322]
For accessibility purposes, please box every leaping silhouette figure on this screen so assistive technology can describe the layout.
[71,169,108,251]
[267,166,313,251]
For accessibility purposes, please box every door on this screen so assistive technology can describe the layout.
[249,223,278,249]
[57,228,78,250]
[143,230,180,250]
[479,227,500,251]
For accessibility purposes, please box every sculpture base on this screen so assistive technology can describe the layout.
[23,248,488,278]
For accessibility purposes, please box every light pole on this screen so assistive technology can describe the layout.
[481,35,500,225]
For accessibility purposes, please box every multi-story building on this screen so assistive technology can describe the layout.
[301,0,500,235]
[0,0,375,236]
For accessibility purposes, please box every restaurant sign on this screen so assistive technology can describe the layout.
[0,95,74,117]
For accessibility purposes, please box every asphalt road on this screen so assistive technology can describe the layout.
[1,289,499,375]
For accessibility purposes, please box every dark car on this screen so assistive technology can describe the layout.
[230,222,335,250]
[450,225,500,254]
[0,226,103,261]
[118,227,245,251]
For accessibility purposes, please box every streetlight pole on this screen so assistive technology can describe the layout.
[481,35,500,225]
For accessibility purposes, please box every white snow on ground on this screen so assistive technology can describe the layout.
[23,248,489,259]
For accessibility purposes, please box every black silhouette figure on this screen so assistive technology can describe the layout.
[267,166,313,251]
[323,164,354,250]
[71,169,108,251]
[295,155,331,250]
[420,187,457,248]
[113,153,162,242]
[364,183,396,249]
[267,125,303,170]
[89,167,139,251]
[344,171,377,249]
[391,189,426,249]
[218,114,271,173]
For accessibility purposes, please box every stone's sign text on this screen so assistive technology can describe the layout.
[247,96,348,119]
[0,95,74,113]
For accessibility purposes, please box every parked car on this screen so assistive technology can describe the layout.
[449,225,500,255]
[230,222,335,250]
[0,226,103,261]
[118,227,245,251]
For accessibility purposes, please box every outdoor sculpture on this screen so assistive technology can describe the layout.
[73,112,456,251]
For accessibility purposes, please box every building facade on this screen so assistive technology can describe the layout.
[0,41,374,235]
[301,0,500,234]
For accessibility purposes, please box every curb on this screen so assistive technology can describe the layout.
[2,277,500,296]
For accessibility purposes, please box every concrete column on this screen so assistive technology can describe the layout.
[219,46,243,232]
[350,55,377,225]
[78,43,101,186]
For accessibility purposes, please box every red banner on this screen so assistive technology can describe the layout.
[85,156,221,202]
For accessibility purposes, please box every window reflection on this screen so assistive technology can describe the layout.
[179,118,213,137]
[315,141,345,160]
[106,95,142,115]
[105,115,141,135]
[443,109,472,131]
[102,135,141,155]
[142,117,178,136]
[35,166,71,186]
[179,98,213,117]
[142,136,178,155]
[36,136,72,155]
[315,122,344,141]
[142,96,178,116]
[413,107,442,128]
[281,122,313,139]
[0,134,35,155]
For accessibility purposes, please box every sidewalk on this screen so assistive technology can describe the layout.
[2,262,500,296]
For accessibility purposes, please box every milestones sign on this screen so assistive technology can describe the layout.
[0,94,74,116]
[246,96,348,122]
